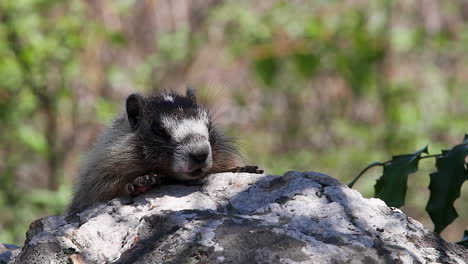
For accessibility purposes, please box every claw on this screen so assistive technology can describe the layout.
[230,165,264,174]
[126,173,165,196]
[125,183,136,195]
[135,177,145,186]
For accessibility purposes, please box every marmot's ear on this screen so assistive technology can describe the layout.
[186,85,197,102]
[126,93,144,130]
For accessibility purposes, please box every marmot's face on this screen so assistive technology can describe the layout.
[128,90,214,180]
[159,99,213,180]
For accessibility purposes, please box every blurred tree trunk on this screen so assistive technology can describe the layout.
[44,98,60,190]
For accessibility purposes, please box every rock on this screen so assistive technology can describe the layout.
[8,171,468,264]
[0,243,19,264]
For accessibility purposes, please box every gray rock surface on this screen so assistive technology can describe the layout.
[0,243,19,264]
[7,171,468,264]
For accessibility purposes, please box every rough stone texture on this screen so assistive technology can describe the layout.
[7,171,468,264]
[0,243,19,264]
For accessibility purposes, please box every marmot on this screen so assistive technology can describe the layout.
[68,87,262,213]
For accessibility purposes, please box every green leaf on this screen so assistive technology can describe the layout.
[254,56,278,86]
[95,98,117,123]
[426,135,468,234]
[375,145,428,207]
[293,53,319,77]
[17,124,48,156]
[108,31,127,47]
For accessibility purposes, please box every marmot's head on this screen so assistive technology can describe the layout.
[126,87,215,180]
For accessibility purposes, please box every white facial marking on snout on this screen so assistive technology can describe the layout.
[162,113,209,142]
[162,110,211,180]
[171,140,213,180]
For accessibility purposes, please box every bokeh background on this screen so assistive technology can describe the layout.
[0,0,467,245]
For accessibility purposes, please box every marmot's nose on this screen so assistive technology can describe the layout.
[189,152,209,164]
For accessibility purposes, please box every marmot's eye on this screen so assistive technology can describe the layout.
[151,122,170,140]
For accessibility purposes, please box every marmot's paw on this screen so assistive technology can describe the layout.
[125,174,163,196]
[234,165,264,174]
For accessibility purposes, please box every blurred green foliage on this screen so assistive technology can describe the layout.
[0,185,70,244]
[0,0,84,244]
[0,0,467,245]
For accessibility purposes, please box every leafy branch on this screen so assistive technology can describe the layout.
[349,134,468,239]
[348,149,441,190]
